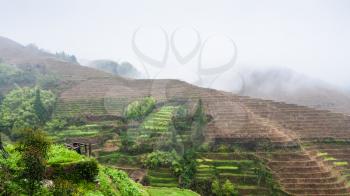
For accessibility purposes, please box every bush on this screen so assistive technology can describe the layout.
[97,168,120,195]
[191,179,213,196]
[49,159,99,182]
[222,179,237,196]
[178,149,197,188]
[47,144,82,164]
[17,128,51,196]
[142,150,180,169]
[212,179,221,196]
[124,97,156,121]
[211,179,238,196]
[0,145,23,195]
[173,106,191,131]
[45,118,68,133]
[103,167,142,196]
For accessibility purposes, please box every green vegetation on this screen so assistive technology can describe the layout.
[47,144,83,164]
[173,106,191,131]
[143,150,180,169]
[334,161,348,166]
[211,179,238,196]
[141,106,177,132]
[0,87,55,138]
[103,167,143,196]
[0,89,287,196]
[317,152,328,157]
[0,63,36,87]
[55,51,77,63]
[146,187,199,196]
[17,129,51,195]
[125,97,156,121]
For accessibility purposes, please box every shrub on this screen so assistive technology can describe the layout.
[45,118,68,133]
[124,97,156,121]
[173,106,191,131]
[50,159,98,182]
[103,167,142,196]
[212,179,221,195]
[97,168,119,196]
[222,179,237,196]
[47,144,82,164]
[178,149,197,188]
[17,128,51,196]
[191,179,213,196]
[142,150,180,169]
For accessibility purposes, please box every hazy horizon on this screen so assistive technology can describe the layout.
[1,0,350,89]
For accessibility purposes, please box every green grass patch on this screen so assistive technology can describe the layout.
[56,129,99,137]
[47,144,85,164]
[141,106,177,132]
[324,156,337,161]
[146,187,199,196]
[334,161,348,166]
[216,166,239,170]
[317,152,328,157]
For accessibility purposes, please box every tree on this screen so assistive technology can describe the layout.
[17,128,51,196]
[34,88,48,125]
[222,179,237,196]
[191,99,206,147]
[211,179,237,196]
[178,149,197,188]
[212,179,222,196]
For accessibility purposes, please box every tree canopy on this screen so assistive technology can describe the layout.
[0,87,55,138]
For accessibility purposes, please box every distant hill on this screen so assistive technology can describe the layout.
[85,60,142,79]
[239,67,350,115]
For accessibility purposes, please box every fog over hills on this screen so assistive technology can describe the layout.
[82,59,143,79]
[238,66,350,114]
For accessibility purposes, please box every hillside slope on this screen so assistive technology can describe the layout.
[2,36,350,195]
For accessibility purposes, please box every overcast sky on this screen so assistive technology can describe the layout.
[0,0,349,89]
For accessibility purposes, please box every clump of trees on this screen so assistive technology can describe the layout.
[0,87,55,139]
[55,51,77,63]
[0,63,36,87]
[124,97,156,121]
[173,105,192,132]
[191,99,207,147]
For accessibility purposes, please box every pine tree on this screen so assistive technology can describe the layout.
[33,88,47,124]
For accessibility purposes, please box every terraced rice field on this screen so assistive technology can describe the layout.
[306,143,350,184]
[141,106,178,132]
[146,187,199,196]
[47,63,350,195]
[97,151,142,167]
[147,168,179,187]
[195,152,274,195]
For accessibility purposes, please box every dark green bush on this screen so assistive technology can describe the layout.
[49,159,98,182]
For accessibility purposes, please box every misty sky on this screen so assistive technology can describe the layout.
[0,0,350,89]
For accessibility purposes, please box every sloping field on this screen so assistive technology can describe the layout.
[2,36,350,195]
[50,74,350,195]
